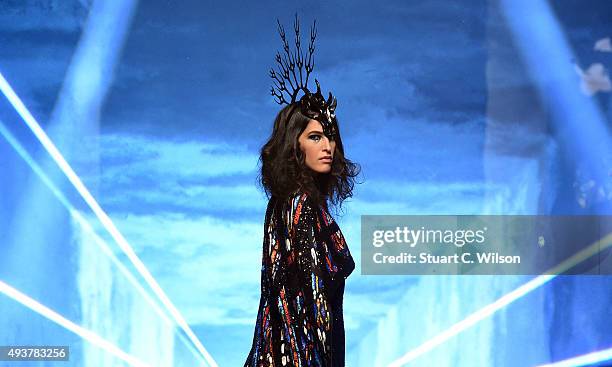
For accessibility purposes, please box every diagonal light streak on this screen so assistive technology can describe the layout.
[388,232,612,367]
[535,347,612,367]
[0,280,150,367]
[389,0,612,364]
[387,275,554,367]
[0,121,204,363]
[500,0,612,203]
[0,72,217,367]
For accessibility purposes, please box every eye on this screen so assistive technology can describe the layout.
[309,134,322,142]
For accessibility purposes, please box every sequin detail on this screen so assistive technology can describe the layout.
[244,193,355,366]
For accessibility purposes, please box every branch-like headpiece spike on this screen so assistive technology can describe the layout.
[270,15,339,138]
[270,15,315,104]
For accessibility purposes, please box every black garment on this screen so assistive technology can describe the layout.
[245,192,355,366]
[330,280,346,366]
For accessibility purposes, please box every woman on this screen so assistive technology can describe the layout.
[245,17,360,366]
[244,92,360,366]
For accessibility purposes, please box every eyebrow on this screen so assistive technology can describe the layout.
[307,130,324,135]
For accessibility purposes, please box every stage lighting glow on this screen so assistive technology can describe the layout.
[0,121,209,363]
[535,347,612,367]
[388,0,612,364]
[388,233,612,366]
[387,275,554,367]
[0,280,150,367]
[0,73,217,367]
[500,0,612,203]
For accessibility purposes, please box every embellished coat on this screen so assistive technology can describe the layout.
[244,192,355,366]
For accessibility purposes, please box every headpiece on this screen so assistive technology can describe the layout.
[270,15,338,138]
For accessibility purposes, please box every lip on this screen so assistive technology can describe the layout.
[320,156,332,163]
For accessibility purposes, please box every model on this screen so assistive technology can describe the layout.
[244,15,360,367]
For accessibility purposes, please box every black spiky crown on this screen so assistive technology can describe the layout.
[269,14,338,138]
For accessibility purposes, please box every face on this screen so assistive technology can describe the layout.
[298,119,336,174]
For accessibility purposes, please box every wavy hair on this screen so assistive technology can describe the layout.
[258,103,361,210]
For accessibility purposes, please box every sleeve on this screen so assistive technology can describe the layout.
[275,194,333,366]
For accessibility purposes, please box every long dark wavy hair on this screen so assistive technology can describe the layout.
[258,103,360,211]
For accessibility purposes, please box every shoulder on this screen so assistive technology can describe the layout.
[291,191,337,225]
[289,191,318,210]
[287,191,320,226]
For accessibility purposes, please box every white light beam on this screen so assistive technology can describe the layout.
[535,347,612,367]
[0,121,203,363]
[0,280,150,367]
[0,72,217,367]
[388,233,612,366]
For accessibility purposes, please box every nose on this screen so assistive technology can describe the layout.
[322,137,332,153]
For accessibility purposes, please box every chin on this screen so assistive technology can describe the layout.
[309,166,331,174]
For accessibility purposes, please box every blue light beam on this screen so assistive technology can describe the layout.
[388,232,612,366]
[0,280,151,367]
[500,0,612,214]
[535,346,612,367]
[0,121,205,365]
[0,72,217,367]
